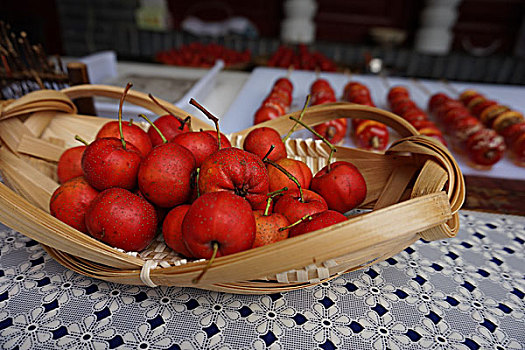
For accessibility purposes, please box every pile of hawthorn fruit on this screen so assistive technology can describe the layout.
[155,42,251,68]
[267,44,338,72]
[49,80,367,269]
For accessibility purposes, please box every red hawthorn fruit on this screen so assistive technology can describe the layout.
[49,177,99,233]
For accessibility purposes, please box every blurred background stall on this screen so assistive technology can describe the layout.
[1,0,524,83]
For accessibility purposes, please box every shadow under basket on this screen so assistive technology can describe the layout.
[0,84,465,294]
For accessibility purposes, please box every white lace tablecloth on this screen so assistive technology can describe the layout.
[0,210,523,349]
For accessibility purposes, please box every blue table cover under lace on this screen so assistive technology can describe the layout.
[0,210,523,350]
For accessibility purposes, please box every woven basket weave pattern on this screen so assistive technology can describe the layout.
[0,85,465,294]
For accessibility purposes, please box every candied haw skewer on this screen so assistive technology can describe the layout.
[309,77,348,144]
[428,92,505,169]
[342,81,389,151]
[458,89,525,167]
[253,75,294,125]
[386,86,447,146]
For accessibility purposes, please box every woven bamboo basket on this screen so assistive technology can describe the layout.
[0,84,465,294]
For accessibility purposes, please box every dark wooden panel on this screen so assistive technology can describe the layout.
[452,0,524,54]
[0,0,63,54]
[315,0,422,44]
[167,0,283,37]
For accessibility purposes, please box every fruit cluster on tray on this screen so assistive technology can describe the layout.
[50,83,368,278]
[457,89,525,167]
[266,44,338,72]
[155,42,251,68]
[251,74,524,170]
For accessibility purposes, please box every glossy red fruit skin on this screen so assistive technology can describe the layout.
[271,85,292,106]
[465,129,506,166]
[311,92,336,105]
[313,119,347,144]
[389,95,411,108]
[310,81,344,144]
[96,121,152,158]
[262,96,287,115]
[252,211,290,248]
[267,158,312,193]
[81,137,143,191]
[354,121,389,151]
[349,95,374,106]
[410,119,436,131]
[470,100,497,117]
[442,107,471,129]
[459,90,481,104]
[289,210,347,237]
[435,101,465,121]
[147,114,190,147]
[254,105,281,124]
[243,127,287,161]
[501,122,525,147]
[346,89,371,102]
[273,189,328,224]
[202,130,232,148]
[182,191,256,258]
[85,187,157,251]
[135,189,168,224]
[57,146,86,184]
[170,131,219,167]
[387,86,410,102]
[162,204,193,257]
[401,109,428,123]
[310,161,367,213]
[138,142,196,208]
[391,99,417,116]
[198,147,270,209]
[450,116,483,144]
[428,93,450,113]
[274,77,293,92]
[49,177,99,233]
[310,79,332,94]
[344,82,370,100]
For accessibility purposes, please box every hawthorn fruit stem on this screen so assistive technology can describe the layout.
[148,93,192,131]
[74,135,88,145]
[264,187,288,216]
[262,145,304,203]
[139,113,167,144]
[192,241,219,284]
[261,145,275,161]
[278,214,312,231]
[180,116,192,131]
[282,95,311,143]
[118,82,133,150]
[189,98,222,149]
[371,136,380,150]
[195,168,201,198]
[289,115,337,171]
[411,78,431,96]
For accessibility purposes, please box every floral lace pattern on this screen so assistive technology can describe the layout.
[0,210,523,349]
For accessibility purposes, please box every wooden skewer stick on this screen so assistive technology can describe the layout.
[379,72,390,90]
[286,65,294,78]
[20,32,39,71]
[343,68,352,80]
[411,78,431,97]
[441,79,460,96]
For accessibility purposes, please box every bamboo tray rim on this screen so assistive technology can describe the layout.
[0,85,465,293]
